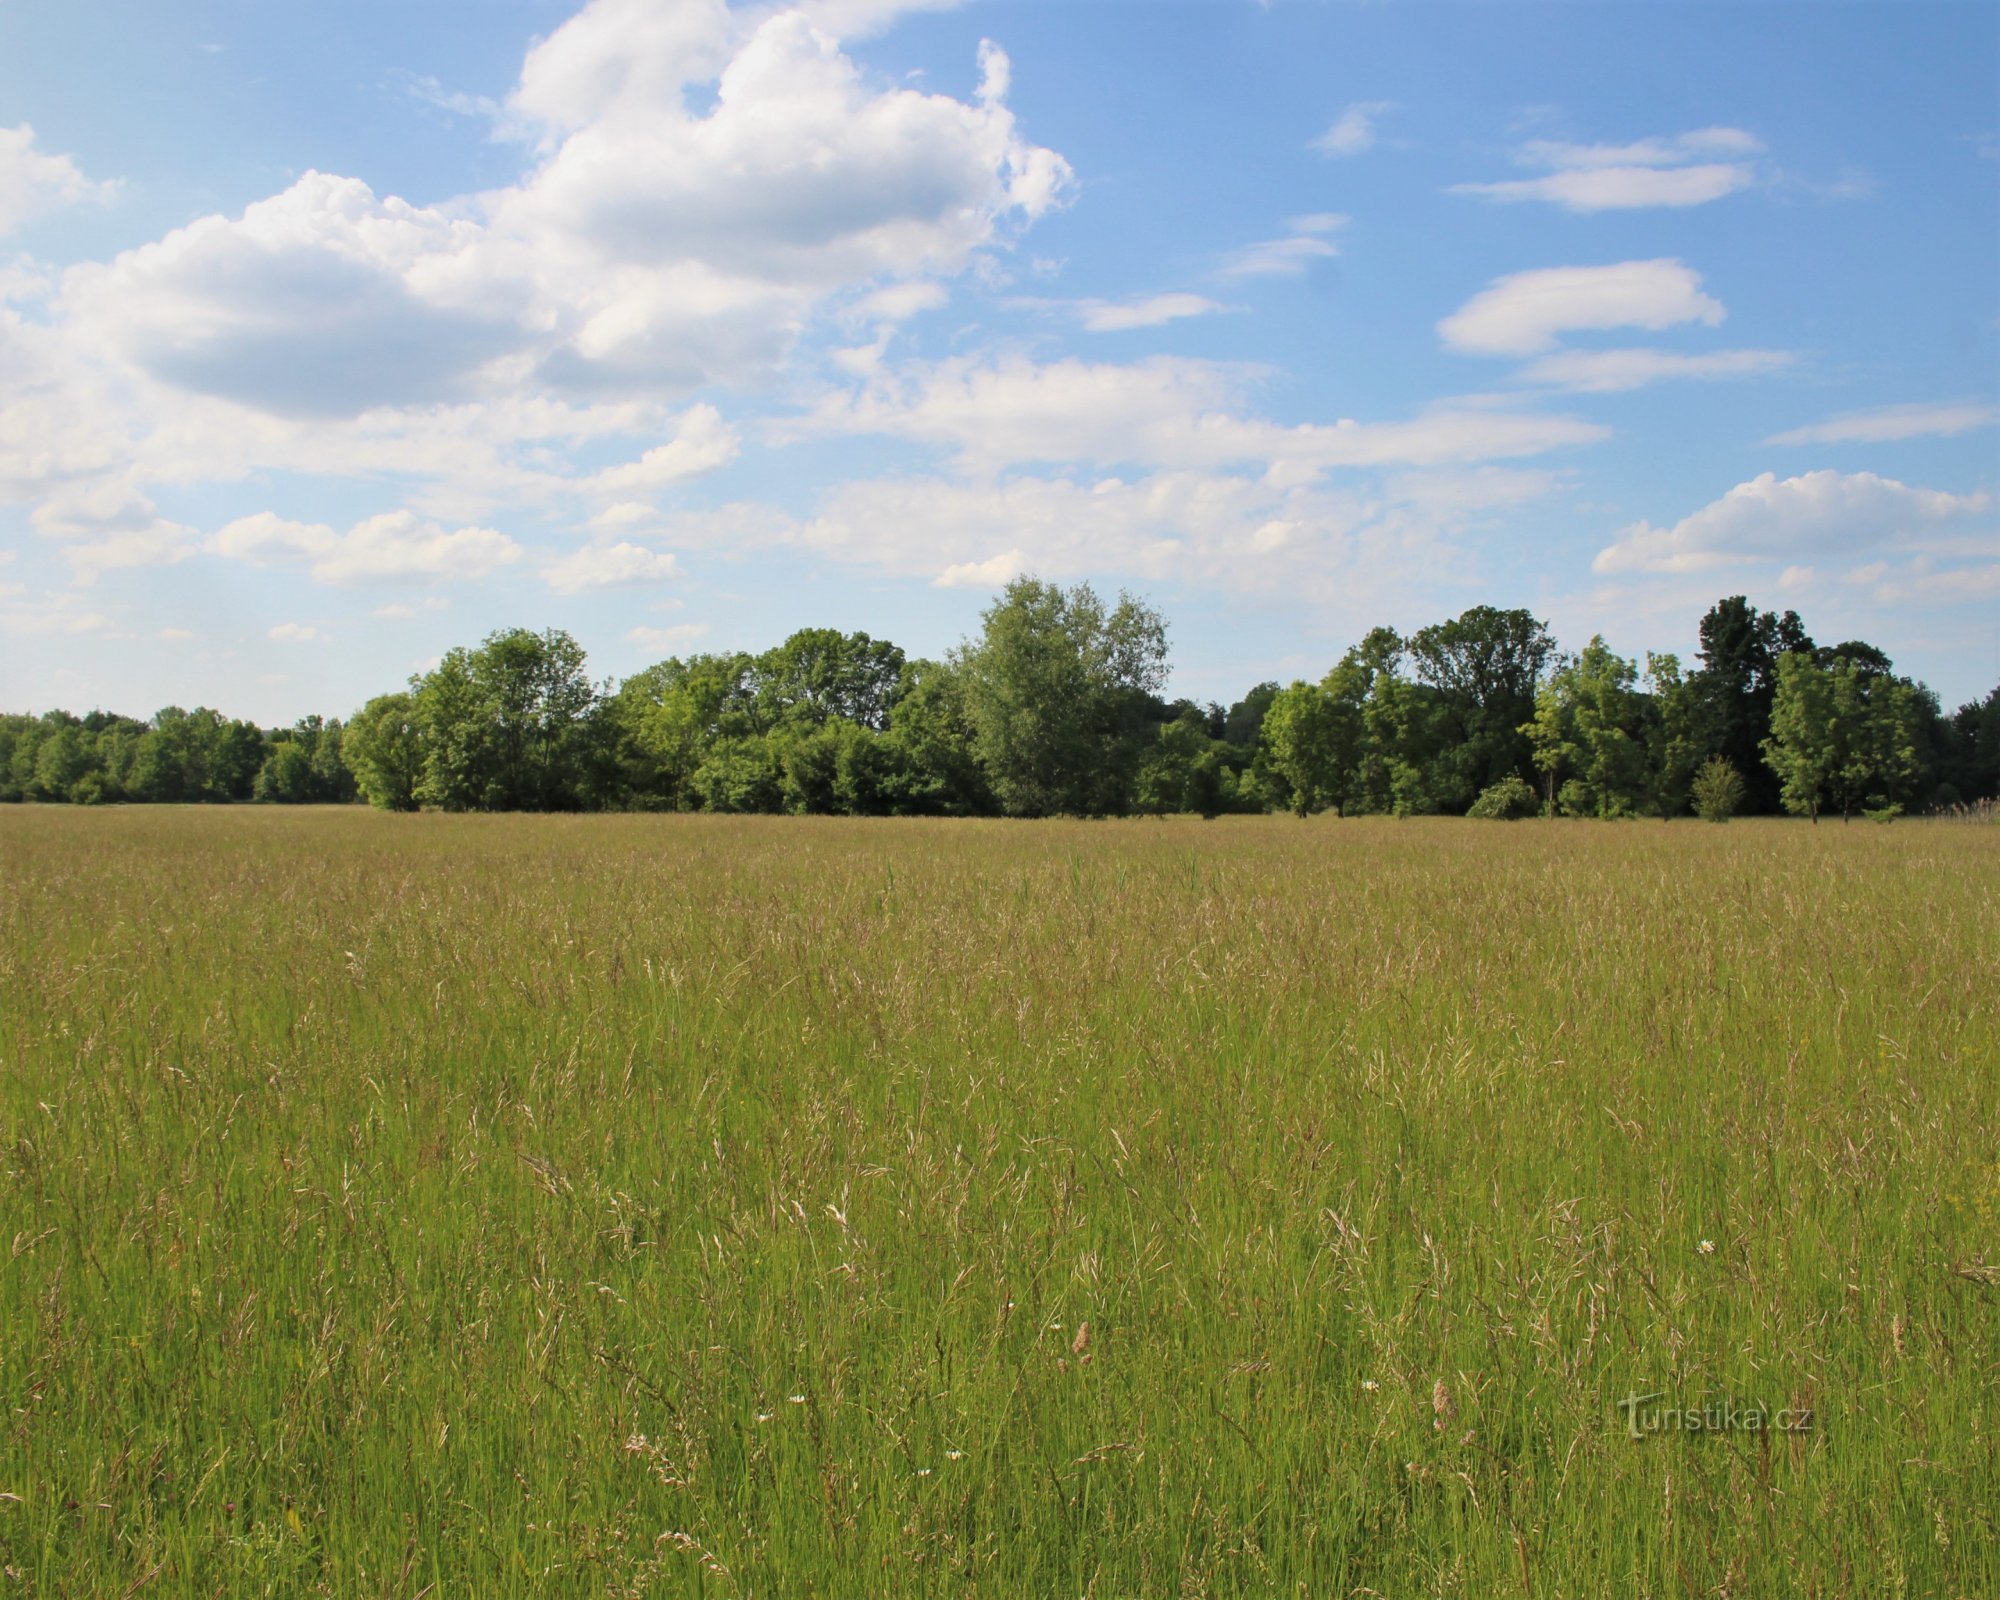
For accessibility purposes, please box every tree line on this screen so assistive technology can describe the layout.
[5,582,1997,820]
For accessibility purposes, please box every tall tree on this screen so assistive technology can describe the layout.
[1763,651,1838,822]
[1408,605,1555,803]
[953,578,1168,817]
[1691,596,1813,813]
[412,628,603,811]
[343,694,425,811]
[753,629,906,731]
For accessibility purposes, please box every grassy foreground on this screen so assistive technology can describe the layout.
[1,808,1995,1598]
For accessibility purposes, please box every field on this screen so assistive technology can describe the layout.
[1,808,1996,1598]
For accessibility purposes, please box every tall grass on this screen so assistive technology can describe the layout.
[1,808,1995,1596]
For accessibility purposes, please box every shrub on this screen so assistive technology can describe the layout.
[1691,757,1744,823]
[1467,774,1537,820]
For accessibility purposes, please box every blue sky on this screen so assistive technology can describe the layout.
[2,0,1995,722]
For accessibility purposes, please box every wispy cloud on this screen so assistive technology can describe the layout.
[1312,101,1395,158]
[1439,260,1725,357]
[1073,293,1228,332]
[1765,401,1998,446]
[1217,217,1345,280]
[1452,126,1763,212]
[1519,346,1795,393]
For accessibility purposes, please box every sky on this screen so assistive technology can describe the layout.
[1,0,1996,724]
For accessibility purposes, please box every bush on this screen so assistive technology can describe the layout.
[1467,775,1538,820]
[1691,757,1744,823]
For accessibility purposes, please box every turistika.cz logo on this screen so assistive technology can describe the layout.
[1614,1392,1814,1440]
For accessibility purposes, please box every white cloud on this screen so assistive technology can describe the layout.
[1518,346,1795,393]
[0,124,118,236]
[587,404,740,494]
[784,461,1563,603]
[1438,260,1725,357]
[1764,401,2000,446]
[268,622,327,642]
[1217,232,1340,280]
[213,510,524,584]
[1312,102,1395,158]
[1593,469,1992,576]
[372,597,451,618]
[854,280,950,322]
[0,594,115,637]
[63,172,520,418]
[27,479,202,582]
[1452,126,1762,212]
[63,529,199,583]
[627,621,711,651]
[543,541,681,593]
[1514,128,1765,170]
[1074,293,1227,332]
[935,548,1025,588]
[1843,556,2000,605]
[1453,165,1753,211]
[799,352,1608,477]
[30,0,1072,518]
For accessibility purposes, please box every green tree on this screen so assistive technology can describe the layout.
[1763,651,1837,822]
[607,652,760,810]
[1644,652,1703,817]
[1407,605,1555,804]
[1764,651,1925,823]
[753,629,906,731]
[954,578,1168,817]
[254,740,317,804]
[689,735,783,813]
[879,658,991,816]
[1259,680,1351,817]
[1690,757,1744,822]
[1519,640,1652,818]
[32,725,94,801]
[1134,708,1227,817]
[1690,596,1813,813]
[1826,661,1921,821]
[343,693,425,811]
[1222,682,1279,749]
[412,629,603,811]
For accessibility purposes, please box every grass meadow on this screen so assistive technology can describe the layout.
[1,807,1995,1598]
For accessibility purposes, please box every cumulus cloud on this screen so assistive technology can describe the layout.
[586,404,740,494]
[268,622,328,642]
[1765,400,2000,446]
[1312,101,1395,158]
[1518,346,1795,393]
[28,479,202,582]
[63,173,522,417]
[45,0,1071,449]
[1593,469,1992,576]
[935,548,1027,588]
[213,510,524,584]
[1452,126,1762,212]
[0,124,118,235]
[543,541,682,593]
[1438,260,1725,357]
